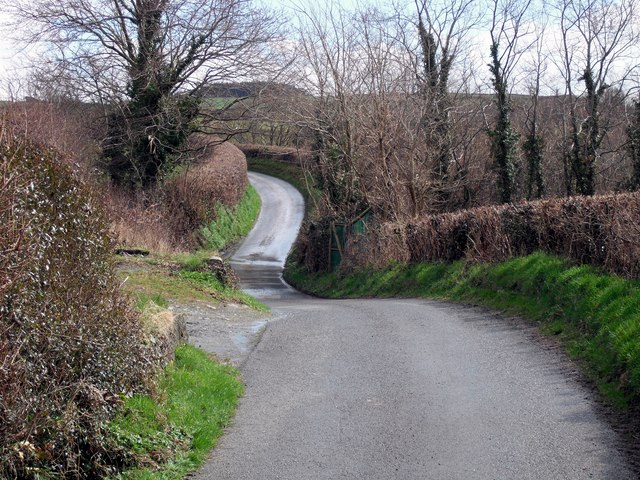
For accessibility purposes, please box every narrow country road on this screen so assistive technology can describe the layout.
[195,172,636,479]
[229,172,304,300]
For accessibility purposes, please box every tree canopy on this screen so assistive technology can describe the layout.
[13,0,280,187]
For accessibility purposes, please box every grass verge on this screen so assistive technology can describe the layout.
[118,183,268,311]
[199,184,261,251]
[119,267,268,312]
[285,251,640,408]
[108,344,244,479]
[112,181,266,476]
[177,270,268,312]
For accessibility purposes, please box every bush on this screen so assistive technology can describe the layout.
[108,141,248,252]
[1,99,102,177]
[163,141,248,243]
[300,191,640,279]
[0,137,152,478]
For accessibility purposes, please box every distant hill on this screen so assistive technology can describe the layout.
[200,82,307,98]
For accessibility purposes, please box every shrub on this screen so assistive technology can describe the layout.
[2,99,103,179]
[301,191,640,279]
[163,140,248,243]
[0,137,152,478]
[107,141,248,252]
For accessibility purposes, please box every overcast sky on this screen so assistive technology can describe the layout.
[0,10,30,99]
[0,0,637,100]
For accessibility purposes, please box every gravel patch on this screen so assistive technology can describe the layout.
[172,301,270,367]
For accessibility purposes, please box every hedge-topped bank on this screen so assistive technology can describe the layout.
[285,252,640,408]
[297,191,640,280]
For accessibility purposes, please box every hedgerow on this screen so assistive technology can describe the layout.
[300,191,640,280]
[0,136,152,478]
[108,141,248,252]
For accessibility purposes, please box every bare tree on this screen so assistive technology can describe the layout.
[555,0,639,195]
[411,0,477,210]
[292,1,490,219]
[521,24,547,199]
[10,0,280,187]
[292,3,370,219]
[294,3,461,220]
[487,0,533,203]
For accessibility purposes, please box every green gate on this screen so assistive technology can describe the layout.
[329,210,371,271]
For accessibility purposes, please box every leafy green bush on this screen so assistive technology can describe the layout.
[0,137,152,478]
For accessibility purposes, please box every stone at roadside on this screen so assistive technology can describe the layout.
[207,256,240,289]
[143,306,189,365]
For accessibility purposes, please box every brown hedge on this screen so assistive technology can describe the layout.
[108,140,248,252]
[163,140,248,242]
[336,192,640,279]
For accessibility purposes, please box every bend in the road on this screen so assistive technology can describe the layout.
[231,171,305,301]
[215,171,637,480]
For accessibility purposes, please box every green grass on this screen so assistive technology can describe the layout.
[134,292,170,312]
[178,270,268,312]
[285,251,640,408]
[119,267,267,311]
[110,179,265,477]
[118,183,267,310]
[199,185,261,251]
[201,97,237,110]
[108,345,244,479]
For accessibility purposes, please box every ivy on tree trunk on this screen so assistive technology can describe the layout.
[488,42,519,204]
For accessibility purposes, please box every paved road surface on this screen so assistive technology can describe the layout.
[230,172,303,300]
[195,172,636,479]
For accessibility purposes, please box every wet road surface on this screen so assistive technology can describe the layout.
[194,172,636,479]
[230,172,303,301]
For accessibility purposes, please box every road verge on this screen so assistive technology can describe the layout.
[112,183,266,478]
[285,251,640,410]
